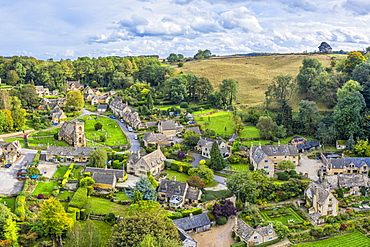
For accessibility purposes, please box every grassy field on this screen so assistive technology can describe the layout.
[31,128,60,137]
[195,111,235,136]
[80,116,127,146]
[115,192,131,201]
[52,166,69,179]
[0,197,16,212]
[294,230,370,247]
[201,190,233,201]
[87,197,128,215]
[175,54,342,110]
[27,136,71,147]
[80,220,112,246]
[230,164,250,172]
[57,191,73,200]
[166,169,218,187]
[260,207,305,225]
[32,181,58,197]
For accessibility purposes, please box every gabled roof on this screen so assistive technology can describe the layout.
[297,140,320,151]
[251,144,297,158]
[137,149,166,168]
[92,172,116,186]
[305,182,331,205]
[84,167,124,178]
[97,104,108,110]
[143,132,167,143]
[158,179,187,198]
[47,147,94,156]
[159,120,177,130]
[330,157,370,169]
[177,227,197,245]
[186,127,202,135]
[173,213,211,231]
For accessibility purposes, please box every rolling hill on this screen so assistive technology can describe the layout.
[174,54,346,111]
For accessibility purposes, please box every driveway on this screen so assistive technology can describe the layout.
[189,152,206,168]
[0,149,37,195]
[116,174,140,188]
[297,155,323,181]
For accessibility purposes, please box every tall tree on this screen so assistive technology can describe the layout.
[19,85,39,108]
[256,116,276,139]
[296,100,319,135]
[188,164,214,184]
[126,177,157,201]
[11,108,26,131]
[219,79,238,107]
[352,61,370,107]
[89,149,108,168]
[209,141,227,171]
[163,75,187,103]
[344,51,366,74]
[234,115,244,135]
[333,80,366,139]
[226,171,259,203]
[0,90,11,110]
[40,198,73,245]
[65,90,84,111]
[65,220,102,247]
[1,109,13,132]
[265,75,295,108]
[296,58,324,98]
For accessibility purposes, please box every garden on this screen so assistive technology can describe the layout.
[260,207,305,225]
[293,230,370,247]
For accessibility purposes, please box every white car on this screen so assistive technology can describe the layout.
[134,135,138,140]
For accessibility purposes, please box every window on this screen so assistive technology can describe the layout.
[254,236,258,239]
[269,237,273,240]
[255,242,259,245]
[265,160,268,163]
[264,166,269,169]
[293,161,296,163]
[284,156,287,158]
[268,230,273,234]
[274,157,276,159]
[274,162,277,165]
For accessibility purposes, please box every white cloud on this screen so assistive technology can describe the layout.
[342,0,370,15]
[218,7,262,33]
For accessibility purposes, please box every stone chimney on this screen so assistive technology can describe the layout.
[259,142,261,148]
[278,140,280,146]
[172,176,176,181]
[189,213,193,217]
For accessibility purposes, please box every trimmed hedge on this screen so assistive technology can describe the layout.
[15,195,26,221]
[63,163,75,179]
[216,216,228,225]
[230,242,247,247]
[33,150,41,164]
[67,207,81,220]
[182,208,202,217]
[68,187,88,209]
[167,212,183,220]
[164,159,176,168]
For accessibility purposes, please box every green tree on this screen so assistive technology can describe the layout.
[0,204,17,241]
[188,164,214,184]
[110,212,180,247]
[11,108,26,131]
[137,234,182,247]
[277,160,295,171]
[256,116,276,139]
[163,75,187,104]
[209,141,227,171]
[296,100,319,135]
[333,80,366,139]
[226,171,259,203]
[186,176,205,189]
[40,198,73,245]
[6,70,19,85]
[65,220,102,247]
[66,90,84,111]
[183,130,200,148]
[344,51,366,74]
[272,221,290,239]
[3,218,19,246]
[352,61,370,107]
[0,111,6,133]
[126,177,157,201]
[1,109,14,132]
[233,115,244,135]
[265,75,295,108]
[19,85,39,108]
[147,172,159,189]
[167,53,178,63]
[296,58,324,98]
[80,177,95,187]
[219,79,238,107]
[137,65,174,87]
[94,122,102,131]
[89,149,108,168]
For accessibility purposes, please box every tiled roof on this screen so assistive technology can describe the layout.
[143,132,167,143]
[92,172,116,186]
[159,120,177,130]
[84,167,124,178]
[47,146,94,156]
[158,179,187,198]
[297,140,320,151]
[330,157,370,169]
[186,127,202,135]
[173,213,211,231]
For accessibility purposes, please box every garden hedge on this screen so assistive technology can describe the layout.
[68,187,88,209]
[63,163,75,179]
[182,208,202,217]
[68,207,81,220]
[15,195,26,221]
[216,216,228,225]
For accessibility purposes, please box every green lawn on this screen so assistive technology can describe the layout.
[52,166,69,179]
[57,191,73,200]
[80,220,112,246]
[0,197,16,212]
[214,172,233,178]
[80,116,127,146]
[294,230,370,247]
[32,181,59,197]
[191,108,219,115]
[31,128,60,137]
[230,164,250,172]
[28,136,71,147]
[260,207,305,225]
[165,169,217,187]
[87,197,128,215]
[115,192,131,201]
[71,166,84,179]
[239,125,261,139]
[201,190,233,201]
[195,111,235,136]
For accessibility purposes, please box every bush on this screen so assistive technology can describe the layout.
[277,172,289,181]
[167,212,183,220]
[37,194,45,199]
[67,207,81,220]
[68,187,88,209]
[216,216,228,225]
[180,102,189,109]
[80,209,87,220]
[164,159,175,168]
[15,195,26,221]
[228,155,241,164]
[182,208,202,217]
[207,212,216,222]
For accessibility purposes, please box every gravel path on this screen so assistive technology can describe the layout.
[296,155,323,181]
[192,217,237,247]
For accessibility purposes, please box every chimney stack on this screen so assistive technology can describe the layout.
[172,176,176,181]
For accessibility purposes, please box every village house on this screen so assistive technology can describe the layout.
[67,80,83,91]
[97,104,108,113]
[46,146,95,162]
[58,121,87,147]
[84,167,125,180]
[233,219,278,246]
[91,95,110,106]
[126,147,166,176]
[158,120,183,139]
[290,136,307,145]
[173,213,211,233]
[92,172,117,190]
[143,132,168,147]
[195,138,230,159]
[321,156,370,176]
[110,97,142,129]
[0,140,22,164]
[305,182,338,224]
[296,140,320,153]
[324,174,369,197]
[177,227,197,247]
[185,126,202,136]
[249,143,298,177]
[157,178,202,207]
[50,105,67,124]
[40,98,66,108]
[336,140,347,150]
[35,85,50,97]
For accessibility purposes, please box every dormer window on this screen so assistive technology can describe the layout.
[268,230,273,234]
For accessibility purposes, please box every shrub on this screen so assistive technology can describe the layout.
[67,207,81,220]
[80,209,87,220]
[207,212,216,222]
[277,172,289,181]
[37,194,45,199]
[15,195,26,221]
[216,216,228,225]
[167,212,183,219]
[68,187,88,209]
[228,155,241,164]
[182,208,202,217]
[164,159,175,168]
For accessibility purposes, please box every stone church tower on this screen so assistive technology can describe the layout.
[58,120,87,147]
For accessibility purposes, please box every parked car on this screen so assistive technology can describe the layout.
[134,135,138,140]
[120,119,124,123]
[128,126,133,132]
[4,164,12,168]
[110,116,116,119]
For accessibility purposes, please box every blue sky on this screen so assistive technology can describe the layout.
[0,0,369,60]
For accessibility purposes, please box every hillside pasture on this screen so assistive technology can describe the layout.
[175,54,339,110]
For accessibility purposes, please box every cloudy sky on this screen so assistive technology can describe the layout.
[0,0,369,60]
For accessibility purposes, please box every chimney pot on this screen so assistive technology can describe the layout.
[172,176,176,181]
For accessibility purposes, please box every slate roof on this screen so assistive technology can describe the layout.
[330,157,370,169]
[186,127,202,135]
[84,167,125,178]
[309,212,322,221]
[305,182,331,205]
[158,179,187,198]
[159,120,177,130]
[234,220,275,242]
[67,80,81,89]
[173,213,211,231]
[253,144,298,157]
[325,174,369,189]
[143,132,167,143]
[177,227,197,245]
[144,121,158,128]
[137,149,166,168]
[255,224,275,237]
[297,140,320,152]
[185,187,202,200]
[97,104,108,110]
[251,146,269,165]
[228,134,238,143]
[47,147,95,156]
[92,172,116,186]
